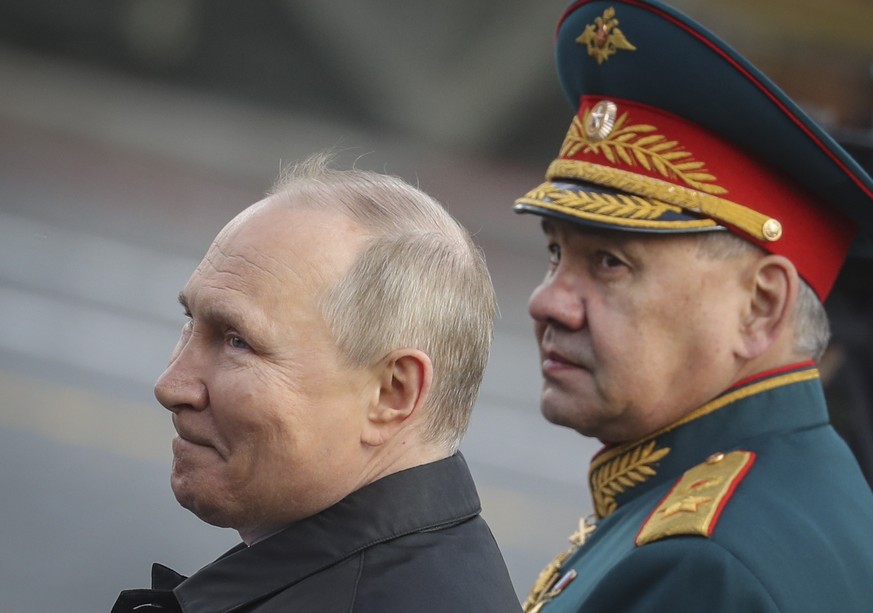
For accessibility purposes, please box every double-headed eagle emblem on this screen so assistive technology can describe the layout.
[576,7,637,64]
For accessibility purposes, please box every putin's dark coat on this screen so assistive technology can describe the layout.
[112,453,521,613]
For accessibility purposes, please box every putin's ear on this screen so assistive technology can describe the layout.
[738,254,798,360]
[361,349,433,447]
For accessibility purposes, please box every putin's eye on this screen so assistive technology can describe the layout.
[228,335,250,350]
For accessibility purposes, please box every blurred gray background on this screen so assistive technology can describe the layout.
[1,1,872,611]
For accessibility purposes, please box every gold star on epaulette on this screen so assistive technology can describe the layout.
[659,495,714,518]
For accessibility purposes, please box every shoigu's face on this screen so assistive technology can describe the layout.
[528,219,748,444]
[154,200,376,542]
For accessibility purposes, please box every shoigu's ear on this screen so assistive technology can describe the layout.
[361,349,433,447]
[737,254,799,361]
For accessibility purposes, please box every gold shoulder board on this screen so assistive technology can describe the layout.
[636,450,755,546]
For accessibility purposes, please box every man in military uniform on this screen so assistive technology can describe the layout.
[514,1,873,611]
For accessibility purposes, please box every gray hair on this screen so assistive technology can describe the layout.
[695,231,830,361]
[269,155,497,451]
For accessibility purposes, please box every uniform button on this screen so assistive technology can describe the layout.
[706,452,725,464]
[762,219,783,241]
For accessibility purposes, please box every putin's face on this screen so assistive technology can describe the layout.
[154,200,376,543]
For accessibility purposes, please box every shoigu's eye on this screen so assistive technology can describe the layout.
[547,242,561,266]
[597,252,626,269]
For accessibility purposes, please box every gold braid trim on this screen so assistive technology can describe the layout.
[546,159,778,242]
[590,440,671,518]
[657,368,820,438]
[516,182,718,230]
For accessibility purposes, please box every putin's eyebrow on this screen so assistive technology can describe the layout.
[177,291,253,334]
[177,292,190,315]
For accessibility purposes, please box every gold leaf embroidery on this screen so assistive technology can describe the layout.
[590,441,670,518]
[561,111,728,196]
[542,159,777,240]
[524,183,682,222]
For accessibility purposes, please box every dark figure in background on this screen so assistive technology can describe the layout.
[824,255,873,486]
[513,1,873,611]
[112,157,521,613]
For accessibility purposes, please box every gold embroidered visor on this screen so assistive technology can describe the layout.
[515,97,856,299]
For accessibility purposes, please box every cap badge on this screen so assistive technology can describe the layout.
[576,7,637,65]
[584,100,618,142]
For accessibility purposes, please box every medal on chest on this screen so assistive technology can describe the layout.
[522,515,598,612]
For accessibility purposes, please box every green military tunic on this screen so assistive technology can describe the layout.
[524,363,873,612]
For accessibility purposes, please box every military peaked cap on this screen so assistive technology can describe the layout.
[515,0,873,299]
